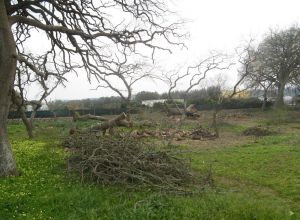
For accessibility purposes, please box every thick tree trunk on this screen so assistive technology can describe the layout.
[0,1,18,176]
[275,82,285,109]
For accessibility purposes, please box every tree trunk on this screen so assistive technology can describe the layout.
[212,108,219,138]
[262,90,267,111]
[15,105,34,139]
[85,112,131,135]
[0,1,18,176]
[73,113,109,122]
[11,90,34,138]
[275,82,285,109]
[21,109,33,139]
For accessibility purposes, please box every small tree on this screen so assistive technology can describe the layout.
[11,53,68,138]
[208,41,257,137]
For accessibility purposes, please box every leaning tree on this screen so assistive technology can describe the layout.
[0,0,184,176]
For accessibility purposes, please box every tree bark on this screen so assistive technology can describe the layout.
[262,90,267,111]
[73,112,109,122]
[11,90,34,138]
[275,82,285,109]
[0,0,18,176]
[212,108,219,138]
[21,109,34,139]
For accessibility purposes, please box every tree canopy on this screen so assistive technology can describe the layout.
[256,27,300,107]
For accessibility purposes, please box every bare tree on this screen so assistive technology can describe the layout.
[0,0,184,176]
[243,61,274,111]
[206,77,225,138]
[11,52,68,138]
[164,52,232,114]
[208,42,257,137]
[93,53,155,115]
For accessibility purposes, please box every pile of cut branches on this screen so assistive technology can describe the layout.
[190,126,217,140]
[65,133,194,190]
[129,127,216,141]
[220,111,253,120]
[242,125,276,137]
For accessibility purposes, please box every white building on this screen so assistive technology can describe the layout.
[141,99,184,107]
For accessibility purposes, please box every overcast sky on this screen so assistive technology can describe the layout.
[28,0,300,101]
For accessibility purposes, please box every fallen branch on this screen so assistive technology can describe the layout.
[73,112,109,122]
[88,112,132,135]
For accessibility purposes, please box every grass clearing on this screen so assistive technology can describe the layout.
[1,109,300,219]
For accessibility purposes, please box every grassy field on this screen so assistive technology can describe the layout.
[1,109,300,219]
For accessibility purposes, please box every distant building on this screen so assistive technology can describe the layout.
[142,99,184,107]
[250,87,300,106]
[284,96,293,105]
[40,103,49,110]
[292,95,300,106]
[25,102,49,111]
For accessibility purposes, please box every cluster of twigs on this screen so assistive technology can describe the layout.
[190,126,217,140]
[242,125,276,137]
[65,133,194,191]
[129,126,216,141]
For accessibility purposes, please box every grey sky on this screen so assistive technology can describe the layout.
[27,0,300,101]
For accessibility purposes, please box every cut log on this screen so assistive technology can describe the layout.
[164,104,184,116]
[88,112,131,135]
[185,104,200,118]
[185,104,197,114]
[117,119,133,128]
[73,112,109,122]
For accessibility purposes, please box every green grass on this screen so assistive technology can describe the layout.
[190,135,300,205]
[1,112,300,219]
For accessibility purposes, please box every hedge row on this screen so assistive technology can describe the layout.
[151,98,273,110]
[194,98,273,110]
[8,108,130,119]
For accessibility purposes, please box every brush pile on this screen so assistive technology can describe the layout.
[242,125,275,136]
[190,126,217,140]
[129,126,216,141]
[65,133,193,189]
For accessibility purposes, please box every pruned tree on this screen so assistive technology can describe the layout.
[206,78,225,138]
[164,52,232,116]
[0,0,184,176]
[93,53,156,116]
[207,41,257,137]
